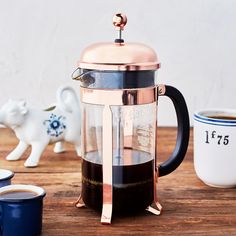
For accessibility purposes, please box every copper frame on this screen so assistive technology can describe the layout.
[146,98,162,216]
[101,105,113,224]
[79,85,164,224]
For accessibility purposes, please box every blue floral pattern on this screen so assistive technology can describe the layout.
[43,114,66,137]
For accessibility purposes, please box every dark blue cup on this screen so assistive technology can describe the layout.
[0,184,46,236]
[0,169,14,187]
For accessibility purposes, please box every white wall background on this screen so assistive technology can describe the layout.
[0,0,235,126]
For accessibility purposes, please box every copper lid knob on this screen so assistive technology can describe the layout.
[112,13,127,31]
[113,13,127,43]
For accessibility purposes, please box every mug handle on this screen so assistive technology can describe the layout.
[157,85,190,177]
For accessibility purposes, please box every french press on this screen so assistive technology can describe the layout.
[73,13,190,224]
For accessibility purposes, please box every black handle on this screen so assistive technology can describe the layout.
[158,85,190,177]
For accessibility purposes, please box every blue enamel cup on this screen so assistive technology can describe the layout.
[0,184,46,236]
[0,169,14,187]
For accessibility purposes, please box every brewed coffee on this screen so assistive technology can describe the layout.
[82,150,154,214]
[207,115,236,120]
[0,190,38,199]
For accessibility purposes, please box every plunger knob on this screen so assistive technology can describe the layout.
[112,13,127,43]
[112,13,127,31]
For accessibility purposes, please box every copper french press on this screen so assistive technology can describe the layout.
[73,13,190,224]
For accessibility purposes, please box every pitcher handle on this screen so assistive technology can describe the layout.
[157,85,190,177]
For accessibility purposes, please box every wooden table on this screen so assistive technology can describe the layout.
[0,128,235,236]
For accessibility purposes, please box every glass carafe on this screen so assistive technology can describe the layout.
[80,71,157,213]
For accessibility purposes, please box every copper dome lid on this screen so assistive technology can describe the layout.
[78,13,160,71]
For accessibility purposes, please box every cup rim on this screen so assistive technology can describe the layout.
[0,184,46,202]
[194,108,236,126]
[0,169,14,181]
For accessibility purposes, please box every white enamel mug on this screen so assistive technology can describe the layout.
[193,109,236,188]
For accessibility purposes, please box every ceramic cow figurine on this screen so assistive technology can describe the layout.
[0,86,81,167]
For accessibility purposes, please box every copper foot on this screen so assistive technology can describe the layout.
[146,202,162,216]
[75,194,85,208]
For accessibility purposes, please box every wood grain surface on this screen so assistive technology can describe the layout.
[0,128,235,236]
